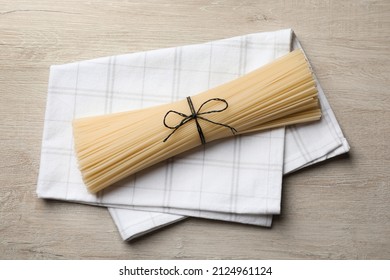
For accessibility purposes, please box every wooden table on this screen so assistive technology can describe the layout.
[1,0,389,259]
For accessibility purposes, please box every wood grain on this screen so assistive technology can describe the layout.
[0,0,389,259]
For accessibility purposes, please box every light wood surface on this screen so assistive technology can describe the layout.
[1,0,389,259]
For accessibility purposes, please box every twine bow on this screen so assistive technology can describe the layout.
[163,96,237,145]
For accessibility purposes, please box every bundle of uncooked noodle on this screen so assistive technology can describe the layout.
[73,49,321,193]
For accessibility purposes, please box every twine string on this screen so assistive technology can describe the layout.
[163,96,237,145]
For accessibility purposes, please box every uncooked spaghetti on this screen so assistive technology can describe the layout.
[73,49,321,193]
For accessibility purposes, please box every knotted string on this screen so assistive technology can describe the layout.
[163,96,237,145]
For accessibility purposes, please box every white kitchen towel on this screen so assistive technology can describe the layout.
[106,33,350,241]
[36,29,350,240]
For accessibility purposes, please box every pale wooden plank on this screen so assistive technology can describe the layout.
[0,0,389,259]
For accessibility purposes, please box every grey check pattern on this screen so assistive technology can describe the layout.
[37,29,349,240]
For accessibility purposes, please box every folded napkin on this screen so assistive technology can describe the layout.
[37,29,349,240]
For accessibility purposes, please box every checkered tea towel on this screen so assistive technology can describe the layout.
[37,29,349,240]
